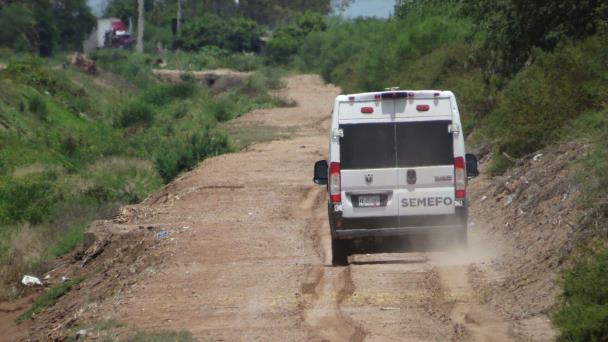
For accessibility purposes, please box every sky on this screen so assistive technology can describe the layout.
[87,0,106,17]
[336,0,396,19]
[86,0,396,19]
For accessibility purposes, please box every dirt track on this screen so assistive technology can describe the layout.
[73,74,524,341]
[3,75,558,341]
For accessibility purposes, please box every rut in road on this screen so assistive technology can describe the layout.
[52,75,517,341]
[295,186,366,341]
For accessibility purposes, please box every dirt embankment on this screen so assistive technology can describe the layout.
[468,141,594,340]
[0,74,574,341]
[152,69,251,89]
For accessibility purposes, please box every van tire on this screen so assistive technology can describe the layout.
[331,239,349,266]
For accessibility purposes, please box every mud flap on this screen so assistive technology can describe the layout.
[331,238,349,266]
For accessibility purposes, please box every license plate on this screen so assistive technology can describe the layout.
[358,195,381,207]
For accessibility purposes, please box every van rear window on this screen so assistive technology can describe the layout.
[340,123,395,169]
[339,121,453,169]
[396,121,453,167]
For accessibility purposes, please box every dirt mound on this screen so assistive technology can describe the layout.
[152,69,252,88]
[468,140,593,340]
[25,207,180,341]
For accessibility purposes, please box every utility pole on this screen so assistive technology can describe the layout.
[176,0,182,33]
[136,0,144,53]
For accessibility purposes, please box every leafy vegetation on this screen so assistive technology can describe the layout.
[0,51,281,300]
[266,11,328,64]
[462,0,608,81]
[0,0,94,56]
[553,249,608,341]
[176,15,263,53]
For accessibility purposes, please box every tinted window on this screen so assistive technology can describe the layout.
[339,121,453,169]
[340,123,395,169]
[396,121,453,167]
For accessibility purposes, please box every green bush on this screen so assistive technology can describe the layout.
[267,29,301,64]
[565,109,608,140]
[27,94,48,121]
[482,36,606,159]
[93,50,153,87]
[225,53,263,71]
[86,157,162,204]
[0,174,58,225]
[207,97,236,122]
[553,249,608,341]
[258,67,286,90]
[143,82,196,107]
[154,129,231,183]
[177,15,262,53]
[116,100,154,128]
[462,0,608,80]
[266,12,327,65]
[295,5,474,92]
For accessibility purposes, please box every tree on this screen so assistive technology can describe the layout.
[176,0,182,33]
[237,0,332,27]
[462,0,608,80]
[176,14,262,52]
[0,3,38,53]
[105,0,134,23]
[0,0,93,55]
[51,0,96,51]
[266,11,327,64]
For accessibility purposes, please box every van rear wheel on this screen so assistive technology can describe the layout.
[331,239,349,266]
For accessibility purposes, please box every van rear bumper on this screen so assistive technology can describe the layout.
[328,204,467,240]
[333,225,465,239]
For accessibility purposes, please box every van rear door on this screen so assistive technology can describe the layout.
[395,120,455,216]
[339,122,399,218]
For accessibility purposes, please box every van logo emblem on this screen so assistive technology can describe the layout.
[365,174,373,183]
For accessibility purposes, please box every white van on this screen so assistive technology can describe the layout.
[313,90,479,265]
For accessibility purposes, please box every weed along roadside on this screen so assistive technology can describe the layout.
[0,52,286,311]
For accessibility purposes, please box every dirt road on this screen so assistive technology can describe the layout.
[6,74,561,341]
[56,74,519,341]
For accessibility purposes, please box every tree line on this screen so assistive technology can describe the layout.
[0,0,340,55]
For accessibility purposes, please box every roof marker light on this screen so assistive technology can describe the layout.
[348,96,355,102]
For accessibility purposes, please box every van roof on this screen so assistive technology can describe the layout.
[337,90,454,102]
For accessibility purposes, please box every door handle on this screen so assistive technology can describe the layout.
[406,169,416,184]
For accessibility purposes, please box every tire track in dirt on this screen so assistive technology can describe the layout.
[293,186,366,341]
[436,265,512,341]
[428,236,515,341]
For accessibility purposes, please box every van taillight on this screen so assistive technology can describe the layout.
[329,162,341,203]
[454,156,466,199]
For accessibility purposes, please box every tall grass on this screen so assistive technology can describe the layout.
[553,248,608,341]
[0,52,282,301]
